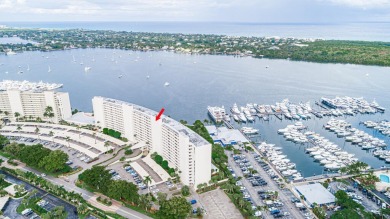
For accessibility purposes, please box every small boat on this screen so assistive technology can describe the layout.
[146,75,150,79]
[48,66,51,73]
[164,82,170,87]
[118,74,123,78]
[84,66,91,72]
[27,64,30,71]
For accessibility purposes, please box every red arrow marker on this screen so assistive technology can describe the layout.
[156,108,165,121]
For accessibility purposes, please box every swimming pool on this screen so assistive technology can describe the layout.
[380,174,390,183]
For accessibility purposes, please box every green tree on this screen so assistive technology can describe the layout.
[38,150,69,173]
[0,134,9,150]
[138,194,152,211]
[157,192,167,203]
[43,106,55,123]
[77,203,89,215]
[78,166,112,194]
[49,130,55,142]
[107,179,139,203]
[143,175,152,193]
[42,206,65,219]
[181,185,190,196]
[14,112,20,122]
[104,141,110,153]
[65,136,71,148]
[158,196,191,219]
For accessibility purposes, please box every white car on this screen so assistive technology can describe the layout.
[41,173,46,177]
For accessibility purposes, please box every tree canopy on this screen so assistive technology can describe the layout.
[158,196,191,219]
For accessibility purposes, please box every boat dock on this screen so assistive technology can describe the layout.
[315,101,328,109]
[223,119,234,129]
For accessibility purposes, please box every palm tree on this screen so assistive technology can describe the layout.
[143,176,152,193]
[44,106,55,123]
[92,132,97,144]
[138,194,151,211]
[104,141,110,153]
[208,179,213,188]
[238,199,245,208]
[49,130,55,142]
[14,112,20,122]
[76,125,81,138]
[197,183,203,192]
[65,136,71,148]
[17,125,22,137]
[224,183,235,194]
[34,126,40,139]
[77,203,88,215]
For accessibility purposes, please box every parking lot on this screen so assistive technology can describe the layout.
[199,189,243,219]
[1,171,78,219]
[4,136,99,172]
[227,150,313,219]
[329,181,382,214]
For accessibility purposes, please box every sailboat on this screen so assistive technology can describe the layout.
[27,64,30,71]
[92,56,95,62]
[48,66,51,73]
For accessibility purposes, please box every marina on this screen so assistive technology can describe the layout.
[257,142,302,181]
[363,120,390,137]
[1,49,390,178]
[229,97,385,123]
[278,122,358,171]
[0,80,63,91]
[324,119,386,150]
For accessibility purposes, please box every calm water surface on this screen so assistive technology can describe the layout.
[0,49,389,176]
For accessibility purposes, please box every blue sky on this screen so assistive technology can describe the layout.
[0,0,389,22]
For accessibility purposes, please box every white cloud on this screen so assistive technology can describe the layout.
[0,0,388,22]
[323,0,390,8]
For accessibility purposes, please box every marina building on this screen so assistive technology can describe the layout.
[294,183,335,206]
[92,96,212,187]
[0,80,71,123]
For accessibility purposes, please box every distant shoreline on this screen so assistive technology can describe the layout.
[0,28,389,67]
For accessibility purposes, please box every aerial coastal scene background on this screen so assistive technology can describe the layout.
[0,0,390,219]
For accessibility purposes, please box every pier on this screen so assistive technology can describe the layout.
[223,119,234,129]
[315,101,328,109]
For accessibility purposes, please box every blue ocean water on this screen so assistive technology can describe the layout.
[0,49,389,176]
[0,21,389,176]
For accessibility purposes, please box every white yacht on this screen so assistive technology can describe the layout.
[239,113,247,122]
[207,106,226,123]
[241,127,259,135]
[231,103,240,114]
[84,66,91,72]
